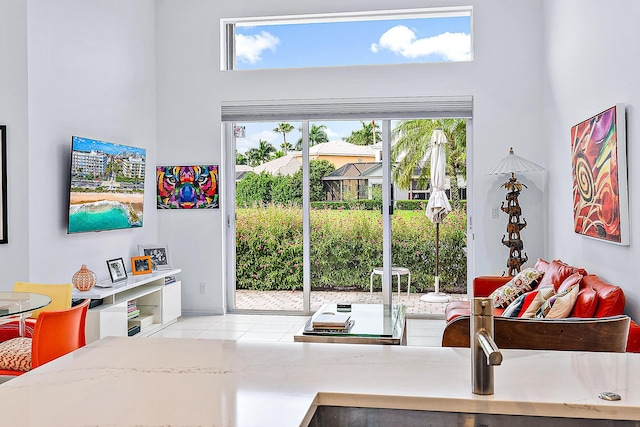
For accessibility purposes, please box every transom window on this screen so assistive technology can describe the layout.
[222,7,473,70]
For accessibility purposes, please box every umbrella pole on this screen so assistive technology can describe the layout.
[420,220,451,303]
[435,222,440,293]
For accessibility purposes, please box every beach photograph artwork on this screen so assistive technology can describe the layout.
[68,136,146,233]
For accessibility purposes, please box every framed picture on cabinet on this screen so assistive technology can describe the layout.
[138,244,172,271]
[131,256,152,275]
[106,257,128,283]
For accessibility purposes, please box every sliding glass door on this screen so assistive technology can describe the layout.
[223,97,472,315]
[228,119,396,314]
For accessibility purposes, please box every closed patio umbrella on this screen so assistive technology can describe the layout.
[421,128,453,303]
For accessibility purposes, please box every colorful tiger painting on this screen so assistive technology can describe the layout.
[156,165,219,209]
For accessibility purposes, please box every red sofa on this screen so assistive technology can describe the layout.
[444,259,640,353]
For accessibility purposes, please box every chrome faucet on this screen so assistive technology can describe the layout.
[471,298,503,395]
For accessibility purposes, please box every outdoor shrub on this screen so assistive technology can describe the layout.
[271,175,301,205]
[236,172,274,207]
[236,205,467,293]
[395,200,426,211]
[310,200,383,211]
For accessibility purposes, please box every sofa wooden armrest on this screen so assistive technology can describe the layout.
[442,315,631,353]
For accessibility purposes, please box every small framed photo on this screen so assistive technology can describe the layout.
[106,258,128,283]
[138,244,171,271]
[131,256,152,275]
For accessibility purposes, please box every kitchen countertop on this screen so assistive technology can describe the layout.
[0,336,638,426]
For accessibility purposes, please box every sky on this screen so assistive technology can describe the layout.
[236,120,376,154]
[234,14,470,154]
[72,136,146,157]
[235,15,471,69]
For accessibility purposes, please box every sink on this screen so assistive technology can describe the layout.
[307,406,640,427]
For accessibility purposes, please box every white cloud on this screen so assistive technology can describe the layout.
[371,25,471,62]
[236,31,280,64]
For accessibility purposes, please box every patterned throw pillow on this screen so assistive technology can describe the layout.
[503,291,531,317]
[520,286,556,318]
[534,284,580,319]
[489,268,544,308]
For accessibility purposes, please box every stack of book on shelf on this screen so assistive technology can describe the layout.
[164,275,176,285]
[306,312,354,334]
[127,300,140,320]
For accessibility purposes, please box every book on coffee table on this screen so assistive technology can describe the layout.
[312,312,351,330]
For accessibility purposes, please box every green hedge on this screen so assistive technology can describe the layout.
[310,200,383,211]
[236,205,467,294]
[395,200,425,211]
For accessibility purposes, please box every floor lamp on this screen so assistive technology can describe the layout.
[487,148,544,276]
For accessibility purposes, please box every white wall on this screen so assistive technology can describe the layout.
[9,1,637,322]
[156,0,545,314]
[0,1,29,286]
[25,0,158,284]
[542,0,640,319]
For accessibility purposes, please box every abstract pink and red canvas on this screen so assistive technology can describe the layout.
[571,105,628,244]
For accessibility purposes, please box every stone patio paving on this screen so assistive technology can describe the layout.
[235,290,468,317]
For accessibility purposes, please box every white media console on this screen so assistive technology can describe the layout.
[72,268,182,344]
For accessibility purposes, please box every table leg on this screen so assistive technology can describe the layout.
[18,315,25,337]
[369,272,374,298]
[407,272,411,298]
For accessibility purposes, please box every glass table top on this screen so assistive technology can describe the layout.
[303,303,406,338]
[0,291,52,317]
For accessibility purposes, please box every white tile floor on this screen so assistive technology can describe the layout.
[150,314,446,347]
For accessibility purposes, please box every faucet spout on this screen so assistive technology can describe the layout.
[476,330,503,366]
[471,298,503,395]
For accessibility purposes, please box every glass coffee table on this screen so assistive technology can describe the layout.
[294,303,407,345]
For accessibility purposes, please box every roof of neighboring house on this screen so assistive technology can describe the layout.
[322,161,467,188]
[235,164,254,180]
[252,153,302,176]
[309,140,377,157]
[323,162,380,180]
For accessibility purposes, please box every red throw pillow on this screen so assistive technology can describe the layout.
[537,260,574,291]
[557,272,583,293]
[571,286,598,318]
[534,258,550,273]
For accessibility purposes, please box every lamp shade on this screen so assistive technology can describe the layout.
[486,148,545,175]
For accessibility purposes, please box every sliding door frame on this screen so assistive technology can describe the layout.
[223,96,474,315]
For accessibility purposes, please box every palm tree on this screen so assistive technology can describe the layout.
[258,139,277,162]
[343,120,381,146]
[280,141,294,153]
[105,157,121,181]
[245,148,262,167]
[273,123,295,153]
[391,119,466,210]
[236,151,248,165]
[245,139,276,166]
[295,123,329,150]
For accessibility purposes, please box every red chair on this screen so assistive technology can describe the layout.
[0,299,89,376]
